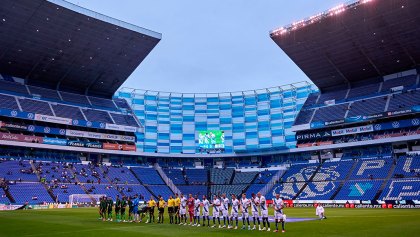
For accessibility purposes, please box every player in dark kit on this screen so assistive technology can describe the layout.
[115,195,121,222]
[99,196,107,221]
[107,197,113,221]
[121,196,127,222]
[127,197,134,222]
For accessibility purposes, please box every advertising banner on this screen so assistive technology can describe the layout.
[331,125,374,137]
[0,122,28,130]
[122,144,136,151]
[0,132,43,143]
[34,114,72,125]
[103,143,121,150]
[27,125,66,136]
[66,140,85,147]
[65,129,135,142]
[296,131,331,141]
[85,142,103,149]
[297,143,313,148]
[101,143,136,151]
[42,137,67,146]
[105,123,138,133]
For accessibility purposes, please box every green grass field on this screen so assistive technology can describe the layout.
[0,207,419,237]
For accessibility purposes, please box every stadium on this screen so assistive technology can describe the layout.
[0,0,419,236]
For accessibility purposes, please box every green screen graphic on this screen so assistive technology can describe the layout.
[198,130,225,149]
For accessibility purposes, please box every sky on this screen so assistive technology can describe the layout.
[66,0,344,93]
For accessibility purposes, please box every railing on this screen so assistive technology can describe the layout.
[153,163,182,195]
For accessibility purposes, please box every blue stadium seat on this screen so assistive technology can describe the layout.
[334,180,383,200]
[130,167,165,185]
[379,179,420,200]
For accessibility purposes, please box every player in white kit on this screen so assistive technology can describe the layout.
[273,193,285,233]
[240,193,251,230]
[250,193,261,230]
[257,192,270,231]
[228,194,240,229]
[193,195,201,226]
[316,203,326,219]
[179,194,188,225]
[211,195,221,228]
[220,193,230,228]
[201,195,210,227]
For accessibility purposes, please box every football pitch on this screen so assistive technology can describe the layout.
[0,208,419,237]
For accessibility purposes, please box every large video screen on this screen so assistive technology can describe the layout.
[198,130,225,149]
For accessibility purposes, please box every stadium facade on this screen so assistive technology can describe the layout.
[117,82,317,154]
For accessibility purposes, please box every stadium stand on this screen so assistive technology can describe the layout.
[347,158,393,180]
[103,166,139,184]
[0,80,29,95]
[280,163,319,183]
[0,160,38,182]
[392,156,420,178]
[185,169,208,184]
[27,86,61,101]
[88,96,117,110]
[130,167,165,185]
[82,109,114,124]
[18,98,54,116]
[388,90,420,111]
[163,169,186,185]
[51,104,86,121]
[312,160,354,181]
[334,180,383,200]
[379,179,420,201]
[245,184,265,196]
[85,184,121,197]
[50,184,85,203]
[0,94,20,110]
[297,181,339,200]
[232,171,258,184]
[210,168,234,184]
[312,103,348,122]
[211,184,248,197]
[178,185,208,197]
[147,185,173,198]
[60,92,91,106]
[347,97,387,117]
[120,185,152,200]
[8,183,54,204]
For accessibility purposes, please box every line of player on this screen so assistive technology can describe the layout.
[170,192,285,232]
[98,192,286,233]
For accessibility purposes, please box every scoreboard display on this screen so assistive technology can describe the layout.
[198,130,225,149]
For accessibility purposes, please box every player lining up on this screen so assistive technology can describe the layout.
[178,194,188,225]
[251,193,261,230]
[273,193,286,233]
[220,193,230,228]
[201,195,211,226]
[211,195,221,228]
[192,195,201,226]
[258,192,270,231]
[146,196,156,223]
[228,194,239,229]
[240,193,251,230]
[167,195,175,224]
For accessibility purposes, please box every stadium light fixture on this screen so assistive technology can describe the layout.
[270,0,375,37]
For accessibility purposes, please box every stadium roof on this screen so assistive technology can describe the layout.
[0,0,161,97]
[270,0,420,92]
